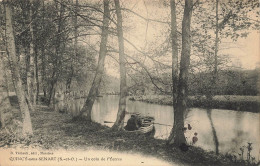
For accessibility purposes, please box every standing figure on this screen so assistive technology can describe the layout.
[192,132,198,145]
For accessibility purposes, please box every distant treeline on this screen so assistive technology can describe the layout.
[189,69,259,96]
[126,69,259,96]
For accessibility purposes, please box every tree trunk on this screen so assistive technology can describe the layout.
[79,0,110,120]
[25,46,30,93]
[48,2,64,106]
[167,0,179,145]
[48,73,57,105]
[29,0,37,107]
[5,1,33,136]
[112,0,127,130]
[41,46,47,98]
[168,0,193,146]
[0,51,11,128]
[41,0,47,98]
[26,0,36,109]
[0,11,14,95]
[35,46,39,104]
[66,0,78,92]
[213,0,219,95]
[3,55,10,98]
[24,46,35,112]
[6,50,17,94]
[2,28,17,94]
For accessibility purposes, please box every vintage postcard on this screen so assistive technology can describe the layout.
[0,0,259,165]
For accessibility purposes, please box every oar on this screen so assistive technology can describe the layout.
[104,121,127,124]
[104,121,172,126]
[153,122,172,126]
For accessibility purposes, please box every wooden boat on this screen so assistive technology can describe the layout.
[124,114,155,134]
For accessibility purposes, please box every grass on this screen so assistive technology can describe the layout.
[129,95,260,112]
[0,96,259,166]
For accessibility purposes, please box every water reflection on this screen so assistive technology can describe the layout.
[55,95,259,158]
[206,109,219,154]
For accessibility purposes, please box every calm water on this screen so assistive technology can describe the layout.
[55,95,259,159]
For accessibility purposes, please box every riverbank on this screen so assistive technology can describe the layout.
[0,96,258,166]
[129,95,260,113]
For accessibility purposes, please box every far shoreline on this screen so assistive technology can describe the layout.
[128,95,260,113]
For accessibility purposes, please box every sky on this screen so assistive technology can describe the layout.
[220,30,260,70]
[104,0,259,77]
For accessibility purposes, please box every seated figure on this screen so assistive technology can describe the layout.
[124,115,142,131]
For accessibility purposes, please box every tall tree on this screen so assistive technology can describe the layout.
[167,0,179,145]
[40,0,47,98]
[0,51,11,128]
[213,0,219,91]
[209,0,220,155]
[112,0,127,130]
[17,0,35,112]
[5,0,33,136]
[48,1,65,105]
[29,0,37,107]
[66,0,78,91]
[79,0,110,120]
[168,0,193,146]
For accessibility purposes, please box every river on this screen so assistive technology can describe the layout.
[55,95,259,159]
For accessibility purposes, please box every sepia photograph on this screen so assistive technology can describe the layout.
[0,0,259,165]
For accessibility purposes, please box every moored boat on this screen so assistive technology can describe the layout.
[124,114,155,135]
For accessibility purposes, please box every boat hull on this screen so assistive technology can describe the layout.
[124,113,155,136]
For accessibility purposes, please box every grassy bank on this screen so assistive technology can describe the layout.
[0,96,259,165]
[129,95,260,113]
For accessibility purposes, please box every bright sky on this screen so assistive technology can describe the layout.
[104,0,259,78]
[220,30,260,70]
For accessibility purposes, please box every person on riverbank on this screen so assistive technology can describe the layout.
[192,132,198,145]
[125,115,142,131]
